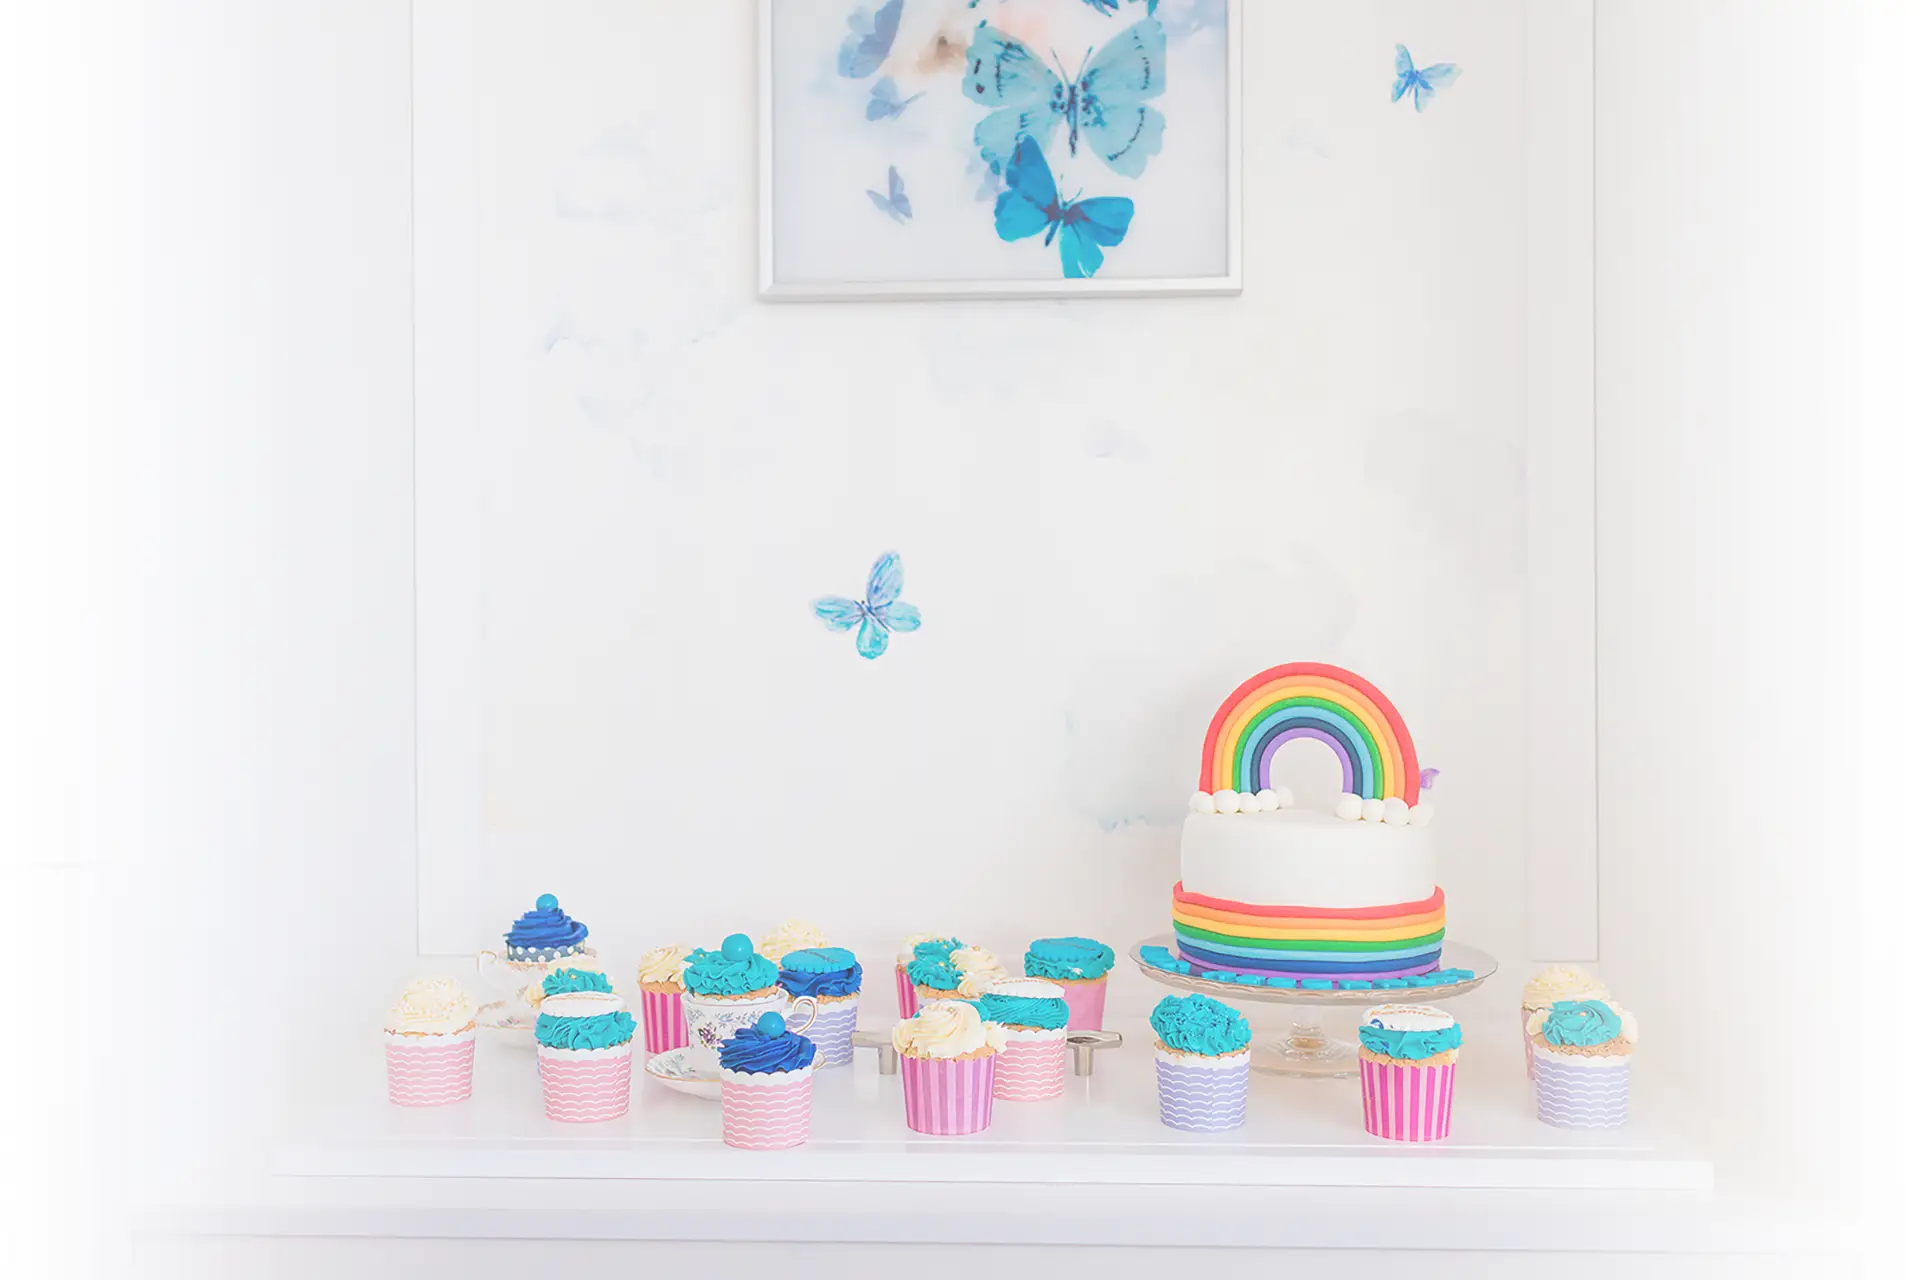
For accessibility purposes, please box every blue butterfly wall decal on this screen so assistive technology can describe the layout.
[812,552,922,660]
[1392,44,1460,112]
[962,18,1166,178]
[839,0,904,79]
[994,134,1134,278]
[867,166,912,222]
[866,76,925,121]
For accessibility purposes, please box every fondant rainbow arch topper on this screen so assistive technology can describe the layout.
[1189,662,1435,826]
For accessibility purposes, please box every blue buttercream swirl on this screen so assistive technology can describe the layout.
[974,991,1069,1030]
[505,894,589,952]
[1149,993,1252,1057]
[541,968,613,997]
[683,942,779,997]
[1358,1022,1463,1061]
[1538,999,1623,1047]
[905,956,964,991]
[535,1009,635,1050]
[778,948,863,999]
[718,1014,818,1074]
[1025,936,1116,981]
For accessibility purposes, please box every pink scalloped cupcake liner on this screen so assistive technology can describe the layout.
[641,988,689,1054]
[994,1031,1067,1101]
[901,1053,997,1135]
[1059,976,1108,1031]
[720,1069,814,1149]
[1360,1057,1455,1142]
[384,1033,475,1107]
[895,965,918,1019]
[537,1044,634,1122]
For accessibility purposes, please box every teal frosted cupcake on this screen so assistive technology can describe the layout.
[976,978,1070,1101]
[1149,993,1252,1132]
[534,969,636,1123]
[776,946,862,1068]
[1025,937,1115,1030]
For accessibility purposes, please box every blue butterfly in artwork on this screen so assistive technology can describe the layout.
[1392,44,1461,112]
[838,0,904,79]
[812,552,922,660]
[994,134,1134,279]
[867,166,912,223]
[1079,0,1160,14]
[866,76,925,121]
[963,18,1166,178]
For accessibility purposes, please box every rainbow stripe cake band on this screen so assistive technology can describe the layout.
[1170,884,1446,979]
[1198,663,1421,805]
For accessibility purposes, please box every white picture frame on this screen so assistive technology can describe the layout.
[758,0,1243,301]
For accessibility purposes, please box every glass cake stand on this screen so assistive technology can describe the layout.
[1130,936,1497,1079]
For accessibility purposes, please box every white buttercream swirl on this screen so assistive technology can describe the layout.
[1522,965,1609,1009]
[892,999,1008,1059]
[948,945,1009,998]
[759,919,829,964]
[386,977,477,1035]
[634,944,691,989]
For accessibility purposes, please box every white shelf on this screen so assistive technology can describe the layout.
[277,1017,1710,1192]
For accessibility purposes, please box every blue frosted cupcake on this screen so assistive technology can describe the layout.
[776,946,863,1068]
[1149,993,1253,1132]
[1025,937,1115,1030]
[504,893,592,963]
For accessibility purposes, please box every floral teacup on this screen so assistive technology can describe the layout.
[681,989,818,1075]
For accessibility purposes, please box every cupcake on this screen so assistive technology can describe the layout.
[905,954,968,1006]
[383,977,477,1107]
[681,933,801,1073]
[949,944,1011,999]
[524,952,608,1016]
[975,978,1070,1101]
[894,934,962,1018]
[759,919,829,962]
[1357,1003,1462,1142]
[1520,966,1608,1078]
[504,893,593,963]
[534,968,636,1123]
[634,944,692,1054]
[1149,993,1253,1132]
[1528,998,1637,1129]
[775,946,863,1068]
[893,999,1006,1135]
[1025,937,1116,1030]
[718,1011,819,1150]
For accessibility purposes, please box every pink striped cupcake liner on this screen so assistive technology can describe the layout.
[994,1029,1067,1101]
[641,987,689,1054]
[537,1043,634,1123]
[895,965,918,1019]
[1359,1055,1455,1142]
[384,1029,476,1107]
[720,1067,815,1149]
[901,1052,997,1135]
[1059,976,1108,1031]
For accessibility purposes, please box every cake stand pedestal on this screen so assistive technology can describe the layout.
[1129,937,1497,1079]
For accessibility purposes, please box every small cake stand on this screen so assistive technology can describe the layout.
[1130,936,1496,1079]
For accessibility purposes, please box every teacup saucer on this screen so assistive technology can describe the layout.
[476,1001,535,1051]
[646,1048,722,1100]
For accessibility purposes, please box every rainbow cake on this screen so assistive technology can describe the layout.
[1172,663,1445,982]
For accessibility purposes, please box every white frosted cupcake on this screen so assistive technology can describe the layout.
[893,1000,1006,1136]
[949,944,1011,999]
[759,919,829,963]
[634,944,691,1054]
[384,978,477,1107]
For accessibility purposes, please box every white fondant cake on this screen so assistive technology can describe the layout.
[1179,809,1438,910]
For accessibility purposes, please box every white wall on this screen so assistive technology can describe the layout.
[414,0,1540,991]
[1594,0,1859,1201]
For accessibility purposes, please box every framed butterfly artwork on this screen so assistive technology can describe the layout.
[759,0,1241,299]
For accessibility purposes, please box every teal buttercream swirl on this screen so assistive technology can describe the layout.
[911,938,964,961]
[683,946,779,997]
[1358,1022,1463,1061]
[1024,936,1115,981]
[905,956,964,991]
[541,968,613,997]
[535,1009,635,1050]
[974,991,1069,1030]
[1539,999,1623,1047]
[1149,993,1251,1057]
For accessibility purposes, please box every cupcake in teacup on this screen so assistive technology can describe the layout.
[477,893,595,1029]
[681,933,817,1073]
